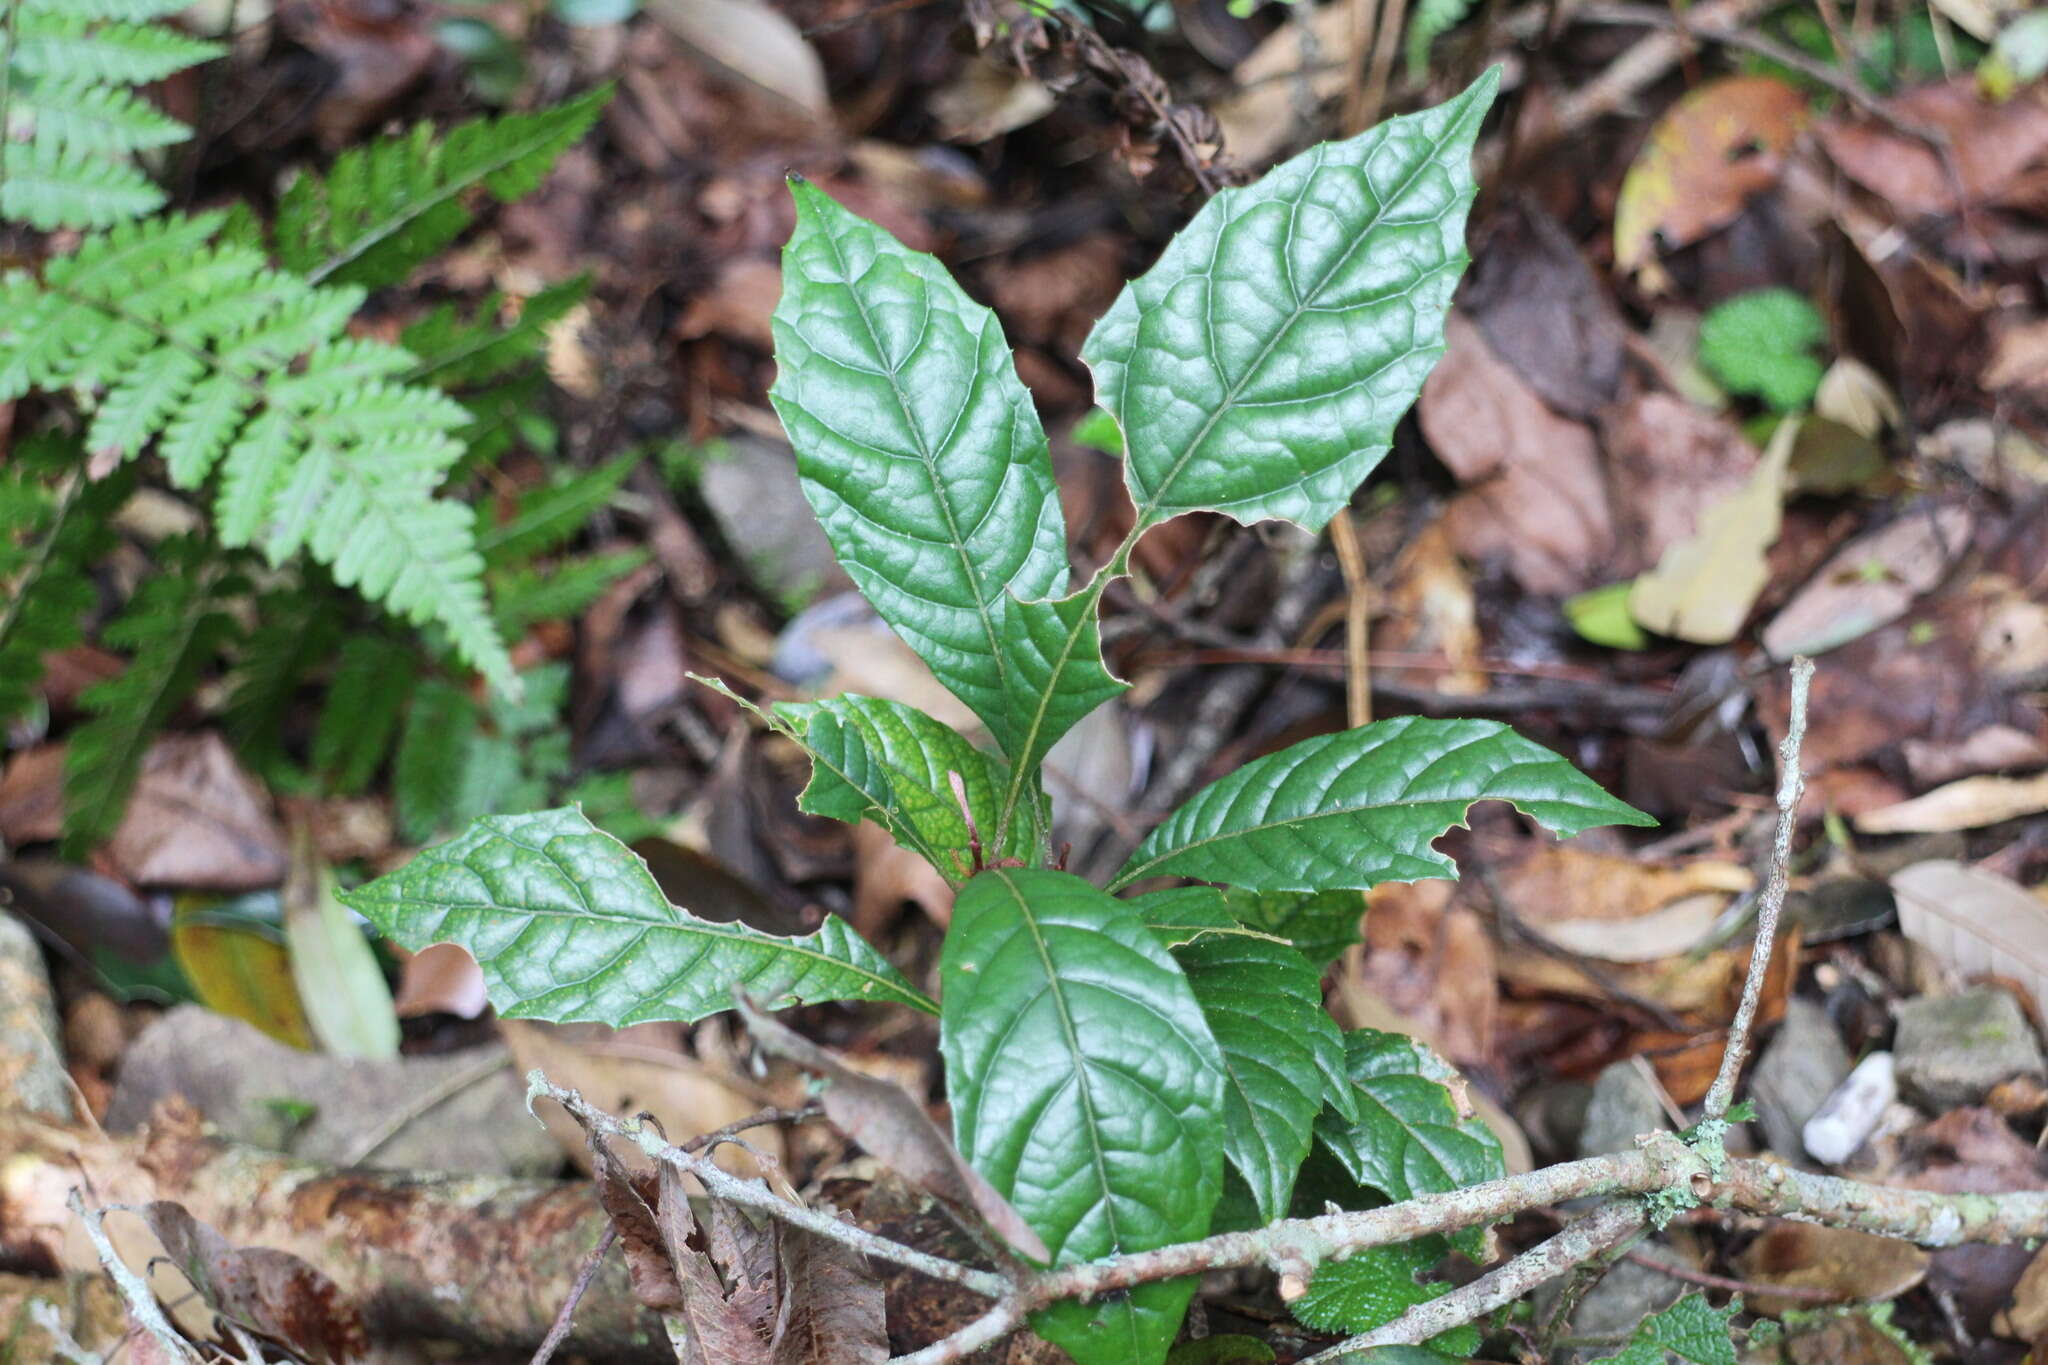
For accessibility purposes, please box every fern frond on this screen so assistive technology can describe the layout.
[0,440,128,727]
[61,538,242,854]
[403,274,589,388]
[491,548,649,636]
[0,213,518,694]
[313,633,418,793]
[276,86,613,289]
[0,9,220,228]
[1405,0,1475,80]
[394,678,481,840]
[477,450,640,565]
[223,587,344,773]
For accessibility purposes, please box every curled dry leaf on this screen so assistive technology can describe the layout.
[741,1001,1050,1262]
[1817,79,2048,217]
[642,0,829,118]
[142,1201,368,1363]
[1890,860,2048,1017]
[1599,393,1760,576]
[1612,76,1810,286]
[391,942,490,1020]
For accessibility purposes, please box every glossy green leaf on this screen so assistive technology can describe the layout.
[1134,886,1354,1220]
[1082,69,1498,534]
[1588,1293,1737,1365]
[774,693,1045,876]
[1220,887,1363,969]
[1292,1237,1478,1356]
[1316,1029,1505,1260]
[1113,716,1654,893]
[941,869,1227,1365]
[770,181,1123,784]
[342,807,934,1025]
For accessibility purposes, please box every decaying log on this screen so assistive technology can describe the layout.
[0,910,73,1122]
[0,1106,671,1360]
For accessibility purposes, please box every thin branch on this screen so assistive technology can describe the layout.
[1623,1248,1847,1303]
[528,1224,617,1365]
[1305,1202,1649,1359]
[67,1191,200,1363]
[886,1299,1028,1365]
[526,1074,1011,1300]
[1703,655,1813,1121]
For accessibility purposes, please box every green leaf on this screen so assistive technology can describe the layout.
[1081,69,1497,535]
[1292,1237,1478,1356]
[1113,716,1653,893]
[1588,1293,1738,1365]
[0,447,129,727]
[282,829,400,1060]
[476,450,640,565]
[342,806,935,1024]
[774,693,1045,876]
[1697,288,1827,413]
[770,179,1124,790]
[313,633,417,793]
[941,869,1227,1365]
[490,549,650,635]
[1316,1029,1505,1260]
[277,86,613,288]
[1133,887,1354,1220]
[393,678,482,841]
[1220,887,1362,970]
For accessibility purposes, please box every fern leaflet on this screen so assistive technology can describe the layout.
[1,1,222,229]
[0,441,130,727]
[62,538,243,854]
[276,86,612,289]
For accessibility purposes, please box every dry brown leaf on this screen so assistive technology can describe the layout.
[1817,79,2048,217]
[1543,892,1729,964]
[1599,394,1761,574]
[1612,76,1811,284]
[1331,880,1497,1072]
[1762,505,1976,659]
[143,1201,368,1363]
[1732,1223,1929,1318]
[1496,846,1753,927]
[1995,1243,2048,1340]
[1421,313,1614,595]
[503,1019,779,1181]
[1373,521,1486,696]
[851,820,954,935]
[928,57,1056,144]
[1212,2,1351,165]
[1890,860,2048,1016]
[1628,416,1793,644]
[1857,768,2048,835]
[675,257,782,350]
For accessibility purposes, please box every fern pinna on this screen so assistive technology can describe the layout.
[0,58,617,844]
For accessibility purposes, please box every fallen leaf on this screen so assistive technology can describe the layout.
[1628,415,1794,644]
[1762,505,1976,659]
[143,1201,368,1363]
[1995,1243,2048,1339]
[642,0,829,118]
[1890,860,2048,1017]
[171,893,313,1051]
[1373,520,1487,695]
[281,826,398,1060]
[1613,76,1810,284]
[928,56,1056,143]
[1813,357,1903,439]
[1598,394,1759,576]
[1857,768,2048,834]
[390,942,489,1020]
[1462,201,1630,419]
[1543,893,1729,964]
[1212,2,1351,164]
[503,1018,780,1181]
[1732,1224,1928,1318]
[1817,79,2048,217]
[1421,313,1615,595]
[1496,846,1753,928]
[769,1215,889,1364]
[851,821,955,934]
[740,1004,1048,1260]
[109,734,286,890]
[1332,880,1497,1071]
[1985,317,2048,394]
[675,257,782,350]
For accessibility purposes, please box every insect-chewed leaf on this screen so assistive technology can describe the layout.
[341,807,935,1025]
[1132,886,1354,1221]
[941,870,1227,1365]
[1083,68,1498,534]
[1113,715,1653,893]
[1315,1028,1505,1260]
[774,694,1045,877]
[769,180,1124,779]
[1587,1293,1738,1365]
[1291,1237,1478,1356]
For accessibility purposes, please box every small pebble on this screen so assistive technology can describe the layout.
[1803,1051,1895,1165]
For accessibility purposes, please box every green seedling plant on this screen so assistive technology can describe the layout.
[346,68,1657,1364]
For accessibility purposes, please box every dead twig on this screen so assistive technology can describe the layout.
[529,1225,620,1365]
[1702,655,1812,1121]
[1623,1248,1848,1303]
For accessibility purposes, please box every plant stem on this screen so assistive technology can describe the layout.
[1702,654,1812,1121]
